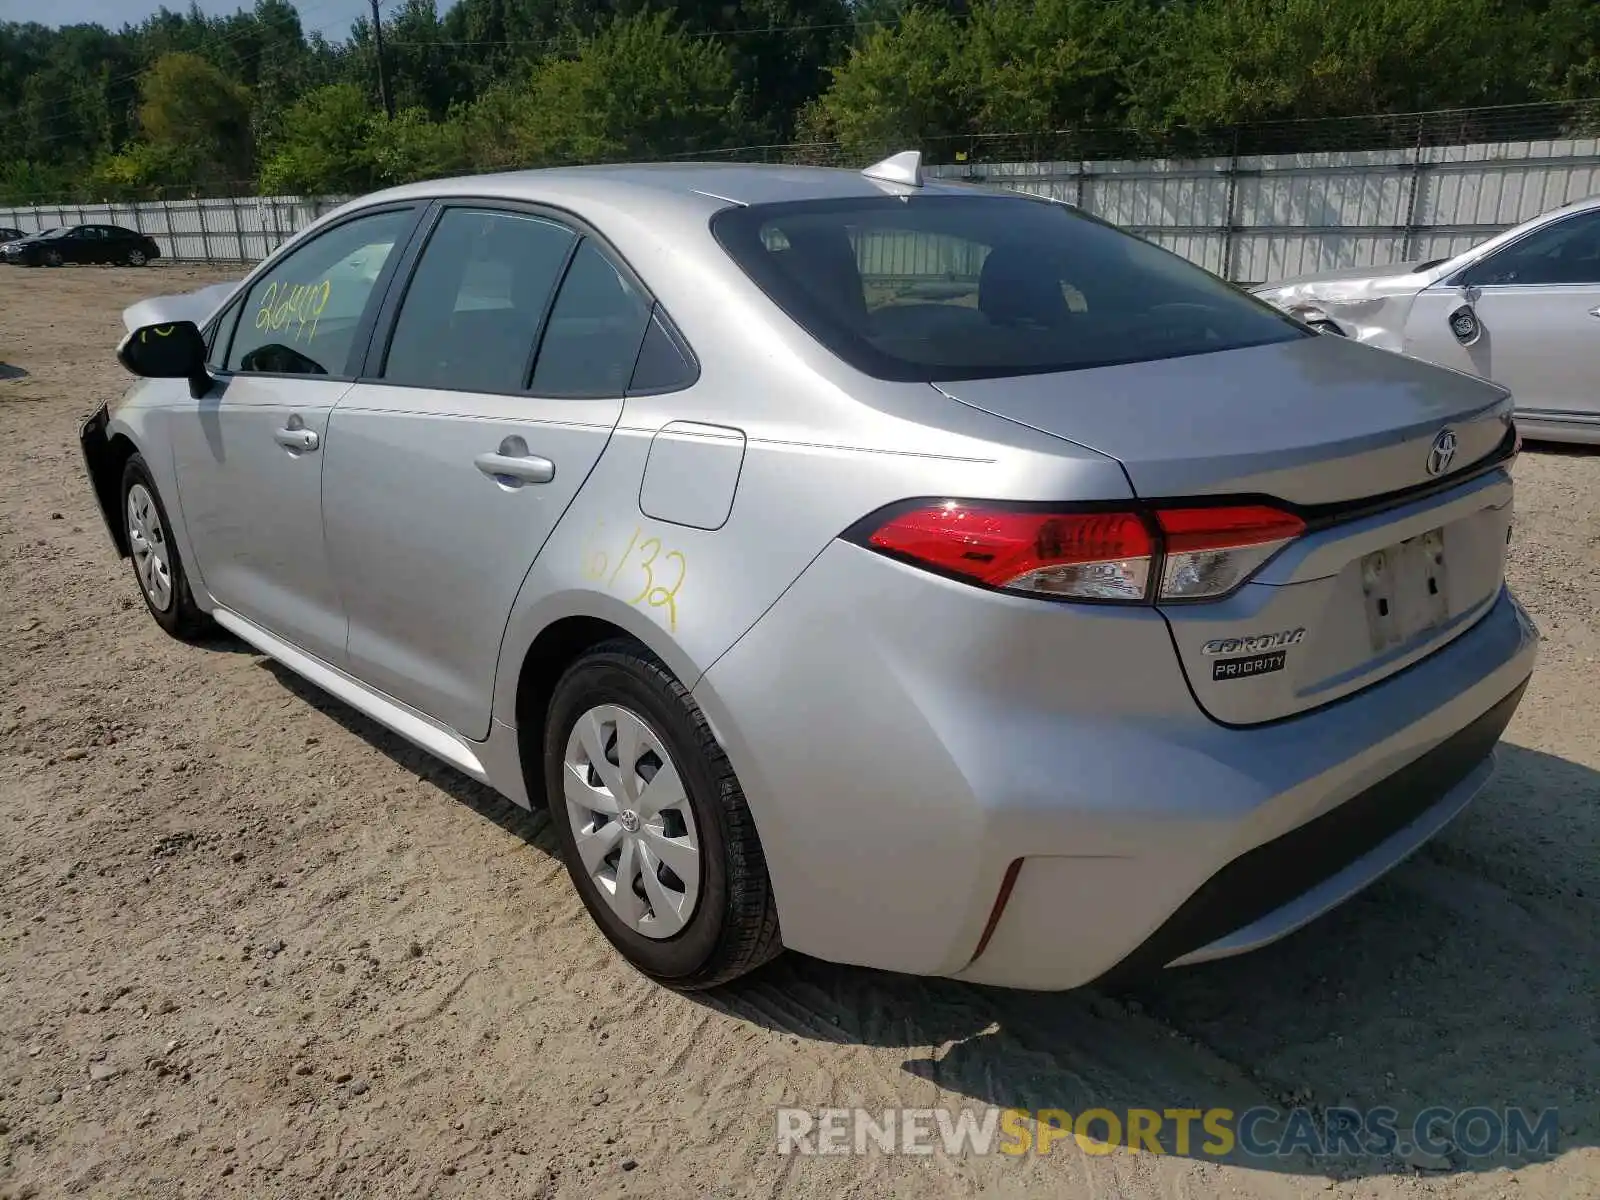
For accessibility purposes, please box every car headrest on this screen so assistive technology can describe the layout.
[979,244,1070,327]
[774,228,868,325]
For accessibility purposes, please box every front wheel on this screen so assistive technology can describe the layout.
[121,454,213,640]
[43,249,63,267]
[544,641,781,990]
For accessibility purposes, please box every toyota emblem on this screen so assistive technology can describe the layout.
[1426,428,1458,477]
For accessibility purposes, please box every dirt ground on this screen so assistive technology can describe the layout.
[0,265,1596,1200]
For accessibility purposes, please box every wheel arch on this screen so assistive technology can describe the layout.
[506,597,705,808]
[79,404,141,558]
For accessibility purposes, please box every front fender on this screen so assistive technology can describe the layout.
[85,385,212,608]
[78,403,126,557]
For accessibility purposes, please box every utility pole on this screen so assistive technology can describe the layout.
[371,0,393,119]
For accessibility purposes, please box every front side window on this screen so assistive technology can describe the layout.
[382,208,578,393]
[713,194,1307,382]
[1462,211,1600,287]
[226,207,412,377]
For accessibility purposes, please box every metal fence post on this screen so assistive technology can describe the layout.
[1400,118,1428,263]
[1221,126,1241,281]
[229,188,247,263]
[160,190,176,261]
[197,195,214,263]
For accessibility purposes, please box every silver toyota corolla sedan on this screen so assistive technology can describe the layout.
[79,153,1538,992]
[1254,194,1600,445]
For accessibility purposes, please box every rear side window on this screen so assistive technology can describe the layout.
[382,208,578,393]
[530,240,653,397]
[628,309,698,393]
[712,195,1306,382]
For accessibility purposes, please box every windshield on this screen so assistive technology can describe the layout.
[39,228,68,239]
[711,194,1307,382]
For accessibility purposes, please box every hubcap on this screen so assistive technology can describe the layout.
[563,704,701,939]
[129,251,145,265]
[126,483,173,611]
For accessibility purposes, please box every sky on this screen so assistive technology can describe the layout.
[0,0,364,41]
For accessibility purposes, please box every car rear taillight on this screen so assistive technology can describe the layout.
[864,503,1154,600]
[851,500,1305,604]
[1155,505,1306,600]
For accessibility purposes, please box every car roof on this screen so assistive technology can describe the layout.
[358,160,980,215]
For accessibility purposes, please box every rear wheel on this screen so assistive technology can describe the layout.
[125,247,148,267]
[121,454,212,640]
[544,641,781,989]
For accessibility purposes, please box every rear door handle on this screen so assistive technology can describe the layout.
[475,451,555,485]
[274,426,318,452]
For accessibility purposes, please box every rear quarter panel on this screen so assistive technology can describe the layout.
[489,361,1135,741]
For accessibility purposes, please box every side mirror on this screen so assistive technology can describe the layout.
[116,320,211,398]
[1448,285,1483,347]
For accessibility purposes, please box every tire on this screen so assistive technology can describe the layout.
[125,248,148,267]
[43,249,63,267]
[544,640,781,990]
[120,453,213,640]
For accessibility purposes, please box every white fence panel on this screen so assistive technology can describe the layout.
[1,137,1597,283]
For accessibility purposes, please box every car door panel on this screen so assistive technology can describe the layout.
[169,377,354,663]
[321,392,622,737]
[164,205,421,666]
[1404,209,1600,424]
[321,205,653,738]
[1407,284,1600,421]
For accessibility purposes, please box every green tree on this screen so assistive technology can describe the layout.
[966,0,1151,132]
[515,12,747,164]
[1534,0,1600,101]
[257,82,376,193]
[135,50,255,184]
[1126,0,1532,128]
[814,7,974,157]
[365,106,472,184]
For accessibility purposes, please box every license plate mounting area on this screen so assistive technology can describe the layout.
[1361,528,1450,653]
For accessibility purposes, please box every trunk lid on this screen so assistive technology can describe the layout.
[934,336,1517,725]
[932,334,1513,506]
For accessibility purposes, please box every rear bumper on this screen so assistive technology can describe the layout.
[1095,677,1523,985]
[695,539,1539,989]
[1513,408,1600,447]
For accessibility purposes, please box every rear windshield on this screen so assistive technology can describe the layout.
[711,194,1307,382]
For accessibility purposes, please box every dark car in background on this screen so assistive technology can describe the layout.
[2,224,161,267]
[0,227,26,244]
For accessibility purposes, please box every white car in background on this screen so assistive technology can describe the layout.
[1253,195,1600,445]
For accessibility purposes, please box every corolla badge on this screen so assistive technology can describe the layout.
[1426,428,1458,477]
[1201,628,1306,656]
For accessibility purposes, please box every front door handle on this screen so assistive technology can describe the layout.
[274,426,318,452]
[475,451,555,485]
